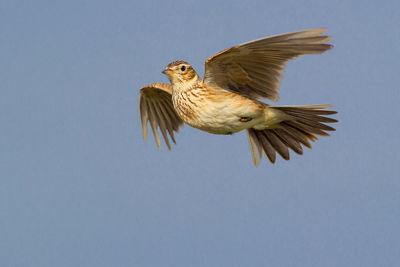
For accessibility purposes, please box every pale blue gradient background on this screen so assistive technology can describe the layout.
[1,0,399,266]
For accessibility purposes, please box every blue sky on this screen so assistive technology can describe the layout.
[1,0,399,266]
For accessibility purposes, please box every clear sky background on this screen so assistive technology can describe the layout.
[1,0,399,266]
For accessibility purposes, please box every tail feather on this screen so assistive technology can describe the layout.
[247,105,337,166]
[280,122,314,147]
[274,128,303,155]
[257,131,276,163]
[265,130,290,160]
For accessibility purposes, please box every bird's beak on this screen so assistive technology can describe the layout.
[162,68,173,75]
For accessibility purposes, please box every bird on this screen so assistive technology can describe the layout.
[139,28,338,166]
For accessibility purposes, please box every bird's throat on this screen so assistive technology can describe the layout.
[171,75,202,94]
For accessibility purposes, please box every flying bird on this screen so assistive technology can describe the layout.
[139,28,337,166]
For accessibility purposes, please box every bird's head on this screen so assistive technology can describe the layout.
[162,61,199,86]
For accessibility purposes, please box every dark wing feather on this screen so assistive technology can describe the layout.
[139,83,183,150]
[204,28,332,101]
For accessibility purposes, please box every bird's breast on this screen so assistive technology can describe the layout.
[172,87,203,124]
[172,87,264,135]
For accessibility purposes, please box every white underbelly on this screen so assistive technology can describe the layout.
[186,100,264,135]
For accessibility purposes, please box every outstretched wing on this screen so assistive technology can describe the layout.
[139,83,183,150]
[203,28,332,101]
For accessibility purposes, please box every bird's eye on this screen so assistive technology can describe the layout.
[180,65,186,72]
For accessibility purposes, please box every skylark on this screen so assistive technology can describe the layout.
[139,28,337,166]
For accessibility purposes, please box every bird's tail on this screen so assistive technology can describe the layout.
[247,104,338,166]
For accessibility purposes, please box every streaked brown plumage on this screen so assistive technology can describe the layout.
[139,28,338,166]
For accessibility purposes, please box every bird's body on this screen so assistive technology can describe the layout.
[172,81,266,135]
[139,28,338,166]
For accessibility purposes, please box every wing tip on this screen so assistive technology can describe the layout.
[311,28,328,34]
